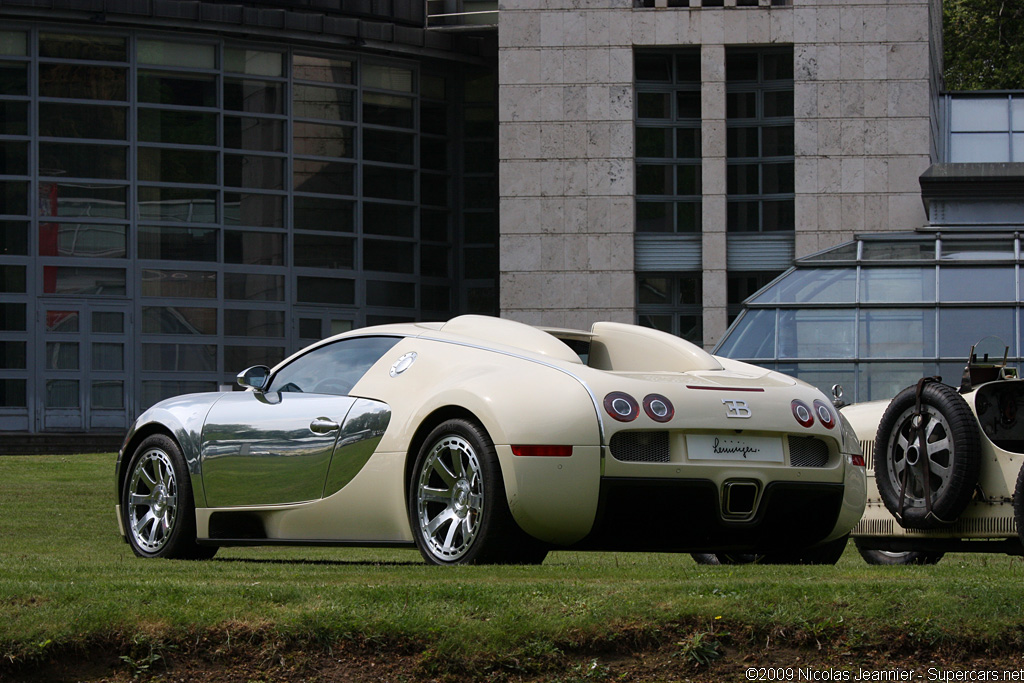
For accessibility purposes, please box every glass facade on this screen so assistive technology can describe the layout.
[0,26,497,432]
[717,234,1024,403]
[947,93,1024,163]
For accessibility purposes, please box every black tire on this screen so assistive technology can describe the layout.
[874,382,981,530]
[408,419,547,566]
[121,434,216,560]
[758,535,849,565]
[854,538,943,565]
[690,553,761,565]
[1013,460,1024,548]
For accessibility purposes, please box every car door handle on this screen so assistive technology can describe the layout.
[310,417,340,434]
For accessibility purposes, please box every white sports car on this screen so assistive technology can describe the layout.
[115,315,866,565]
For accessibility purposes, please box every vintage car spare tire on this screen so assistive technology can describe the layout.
[874,381,981,530]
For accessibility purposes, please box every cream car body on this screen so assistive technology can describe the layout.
[116,315,866,565]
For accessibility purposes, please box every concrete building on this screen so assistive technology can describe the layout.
[0,0,944,437]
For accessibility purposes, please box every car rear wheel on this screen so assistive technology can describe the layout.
[854,539,943,565]
[409,419,547,566]
[122,434,216,560]
[874,381,980,530]
[690,553,761,565]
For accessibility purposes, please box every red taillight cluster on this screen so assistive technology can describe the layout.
[791,399,837,429]
[512,445,574,457]
[603,392,675,422]
[851,453,866,467]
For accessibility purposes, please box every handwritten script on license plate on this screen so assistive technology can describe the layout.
[686,434,784,462]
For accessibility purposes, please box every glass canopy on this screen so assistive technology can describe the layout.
[715,233,1023,403]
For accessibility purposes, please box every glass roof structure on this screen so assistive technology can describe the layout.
[716,232,1024,403]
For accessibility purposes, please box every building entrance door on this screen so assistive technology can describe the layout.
[37,301,132,432]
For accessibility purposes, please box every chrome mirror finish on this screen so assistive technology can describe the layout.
[237,365,270,391]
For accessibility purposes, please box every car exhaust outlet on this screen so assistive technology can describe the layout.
[722,480,759,518]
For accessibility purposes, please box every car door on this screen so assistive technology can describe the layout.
[201,336,400,507]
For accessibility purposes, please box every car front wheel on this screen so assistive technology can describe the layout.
[121,434,216,560]
[409,419,546,565]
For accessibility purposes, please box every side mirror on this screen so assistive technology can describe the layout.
[237,365,270,391]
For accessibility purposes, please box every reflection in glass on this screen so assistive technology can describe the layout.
[142,343,216,372]
[293,55,353,84]
[138,226,217,261]
[224,78,283,114]
[939,308,1015,357]
[0,141,27,175]
[941,240,1014,260]
[92,311,124,334]
[224,273,284,301]
[939,266,1014,302]
[225,48,282,77]
[859,267,935,303]
[778,309,855,359]
[224,193,284,228]
[294,196,354,232]
[363,166,413,201]
[224,309,285,337]
[138,186,216,222]
[224,116,283,151]
[1,101,27,134]
[858,363,939,403]
[364,129,414,164]
[859,309,935,359]
[1,31,27,56]
[0,341,26,369]
[45,310,78,332]
[752,268,855,304]
[225,346,285,372]
[138,40,214,68]
[224,154,284,190]
[39,142,126,180]
[716,309,776,359]
[40,33,125,61]
[293,122,354,158]
[91,380,124,409]
[39,223,127,258]
[224,231,284,265]
[138,147,217,185]
[0,379,27,408]
[0,303,26,331]
[1,62,28,96]
[296,276,354,305]
[293,159,354,195]
[363,203,412,237]
[46,342,79,370]
[364,240,413,273]
[141,269,216,298]
[367,280,415,308]
[293,84,354,120]
[363,64,413,92]
[39,102,127,139]
[138,109,216,145]
[142,306,217,335]
[138,71,216,107]
[363,93,413,128]
[92,343,124,371]
[42,267,126,296]
[46,183,127,219]
[294,233,354,269]
[46,380,79,408]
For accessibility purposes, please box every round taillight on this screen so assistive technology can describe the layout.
[814,400,835,429]
[643,394,674,423]
[604,392,639,422]
[792,399,814,428]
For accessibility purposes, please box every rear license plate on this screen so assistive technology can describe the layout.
[686,434,784,462]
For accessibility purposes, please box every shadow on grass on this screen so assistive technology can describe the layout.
[213,557,424,567]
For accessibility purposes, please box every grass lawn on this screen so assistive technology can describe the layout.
[3,454,1024,675]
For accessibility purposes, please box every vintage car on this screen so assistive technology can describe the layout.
[116,315,866,566]
[842,338,1024,564]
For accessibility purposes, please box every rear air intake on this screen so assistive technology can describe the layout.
[609,431,670,463]
[787,436,829,467]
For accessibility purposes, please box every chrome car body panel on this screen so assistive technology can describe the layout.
[323,398,392,498]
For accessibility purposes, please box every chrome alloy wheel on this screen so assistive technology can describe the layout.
[127,448,179,554]
[886,405,954,509]
[415,435,484,562]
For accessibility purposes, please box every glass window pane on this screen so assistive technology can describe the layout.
[763,90,793,118]
[138,147,217,185]
[40,33,125,61]
[676,91,700,119]
[0,220,27,255]
[363,93,413,128]
[46,380,79,408]
[1,180,28,215]
[224,230,284,265]
[225,48,282,77]
[860,239,932,261]
[636,201,672,232]
[364,239,414,273]
[293,84,354,121]
[40,64,126,100]
[0,341,26,369]
[45,310,79,332]
[762,199,794,231]
[40,223,127,258]
[39,103,127,140]
[139,226,217,261]
[141,269,216,298]
[422,100,448,136]
[0,62,27,96]
[363,203,413,237]
[762,162,794,193]
[676,165,701,195]
[224,193,284,228]
[778,309,855,359]
[939,266,1014,302]
[138,109,216,145]
[950,133,1010,163]
[0,140,27,175]
[727,163,759,194]
[726,92,756,119]
[0,31,27,56]
[635,53,671,81]
[224,116,283,151]
[941,241,1015,260]
[225,346,285,372]
[0,303,26,331]
[762,125,794,156]
[296,276,354,305]
[42,266,126,296]
[224,78,283,114]
[294,196,354,232]
[950,98,1009,132]
[636,128,671,158]
[367,280,415,307]
[677,202,701,232]
[293,55,353,84]
[293,122,354,158]
[857,363,937,403]
[45,183,126,219]
[46,341,78,370]
[142,306,217,335]
[138,187,217,222]
[421,245,449,278]
[859,267,935,303]
[364,129,414,164]
[299,318,321,340]
[138,71,216,107]
[726,53,758,81]
[224,309,285,337]
[294,233,354,269]
[637,92,670,119]
[859,309,936,359]
[637,277,669,305]
[0,264,26,293]
[139,39,214,68]
[39,142,126,180]
[1014,134,1024,162]
[638,314,672,334]
[752,268,856,304]
[716,308,776,358]
[363,64,413,92]
[142,343,216,371]
[91,380,123,409]
[293,159,354,195]
[224,154,284,190]
[224,273,284,301]
[92,311,124,334]
[268,336,398,395]
[363,166,413,201]
[92,342,124,371]
[1,101,28,134]
[763,53,793,80]
[941,308,1015,357]
[727,127,759,158]
[637,164,672,195]
[0,379,26,408]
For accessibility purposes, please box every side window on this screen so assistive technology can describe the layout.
[267,336,400,395]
